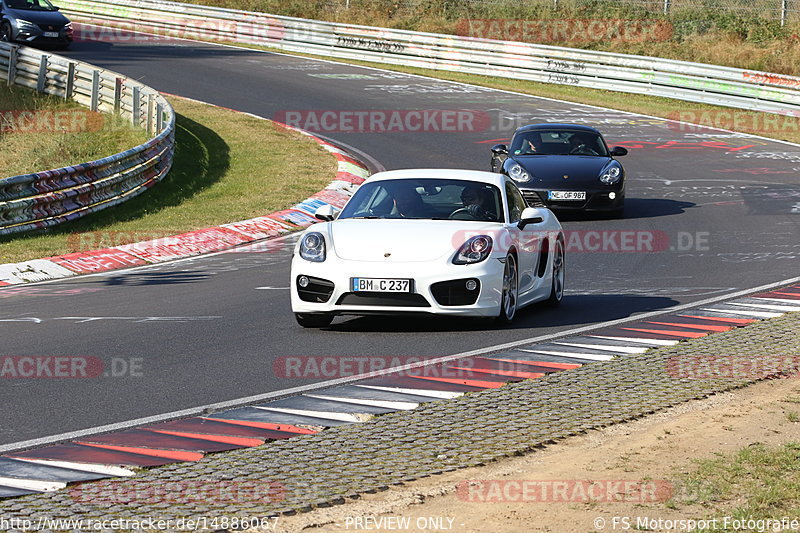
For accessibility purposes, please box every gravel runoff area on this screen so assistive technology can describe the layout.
[1,312,797,532]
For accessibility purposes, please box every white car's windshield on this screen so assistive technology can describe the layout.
[339,179,504,222]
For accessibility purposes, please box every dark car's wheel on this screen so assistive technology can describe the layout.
[294,313,334,328]
[496,254,519,323]
[546,239,565,307]
[0,22,13,43]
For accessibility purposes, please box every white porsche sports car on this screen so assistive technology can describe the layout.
[290,169,565,327]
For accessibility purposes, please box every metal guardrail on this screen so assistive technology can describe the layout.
[0,42,174,235]
[57,0,800,119]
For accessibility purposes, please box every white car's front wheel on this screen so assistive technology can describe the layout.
[496,254,519,323]
[547,238,565,307]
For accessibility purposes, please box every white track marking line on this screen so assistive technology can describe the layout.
[355,385,462,399]
[553,342,648,354]
[252,406,368,423]
[0,477,65,492]
[518,349,614,362]
[8,458,134,477]
[702,308,783,318]
[731,302,800,311]
[304,394,418,410]
[587,335,679,346]
[754,297,800,304]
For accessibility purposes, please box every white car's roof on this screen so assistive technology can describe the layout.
[366,168,505,187]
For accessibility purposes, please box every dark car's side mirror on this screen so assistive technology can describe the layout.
[491,144,508,155]
[517,207,545,230]
[609,146,628,157]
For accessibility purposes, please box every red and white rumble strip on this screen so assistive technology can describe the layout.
[0,120,369,286]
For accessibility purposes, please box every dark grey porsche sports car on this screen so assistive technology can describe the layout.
[0,0,72,49]
[491,124,628,217]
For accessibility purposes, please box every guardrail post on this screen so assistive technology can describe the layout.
[36,55,48,93]
[114,77,123,114]
[90,70,100,111]
[131,85,141,127]
[156,102,164,132]
[781,0,787,26]
[146,93,154,136]
[65,62,75,100]
[663,0,671,15]
[6,45,17,86]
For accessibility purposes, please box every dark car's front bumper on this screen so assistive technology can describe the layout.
[15,23,72,46]
[521,188,625,212]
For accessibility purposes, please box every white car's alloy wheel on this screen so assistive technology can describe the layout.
[498,254,519,322]
[547,239,565,306]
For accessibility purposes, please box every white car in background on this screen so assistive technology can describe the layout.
[290,169,565,327]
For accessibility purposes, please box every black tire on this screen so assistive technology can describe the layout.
[496,254,519,323]
[294,313,334,328]
[546,239,565,307]
[0,22,13,43]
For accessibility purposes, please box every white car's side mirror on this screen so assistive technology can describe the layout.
[314,204,340,222]
[518,207,546,230]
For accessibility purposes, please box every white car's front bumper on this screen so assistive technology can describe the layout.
[290,255,506,318]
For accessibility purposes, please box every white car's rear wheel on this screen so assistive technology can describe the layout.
[294,313,334,328]
[547,239,565,307]
[497,254,519,323]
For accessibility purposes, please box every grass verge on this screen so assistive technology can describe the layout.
[0,96,336,263]
[672,442,800,529]
[0,85,148,177]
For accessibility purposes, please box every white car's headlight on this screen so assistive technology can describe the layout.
[508,163,531,183]
[299,232,326,262]
[600,164,622,185]
[453,235,493,265]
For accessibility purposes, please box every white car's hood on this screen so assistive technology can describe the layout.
[330,219,501,262]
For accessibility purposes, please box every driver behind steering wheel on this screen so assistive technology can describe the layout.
[460,186,497,221]
[568,133,600,156]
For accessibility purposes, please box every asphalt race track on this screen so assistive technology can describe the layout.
[1,31,798,447]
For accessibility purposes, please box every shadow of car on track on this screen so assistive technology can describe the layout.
[61,34,270,62]
[100,271,212,286]
[323,294,679,332]
[555,198,695,222]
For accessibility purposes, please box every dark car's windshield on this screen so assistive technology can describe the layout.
[339,178,504,222]
[510,130,608,157]
[6,0,57,10]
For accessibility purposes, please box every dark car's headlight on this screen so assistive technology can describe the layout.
[299,232,326,262]
[16,19,36,30]
[600,163,622,185]
[453,235,493,265]
[508,163,531,183]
